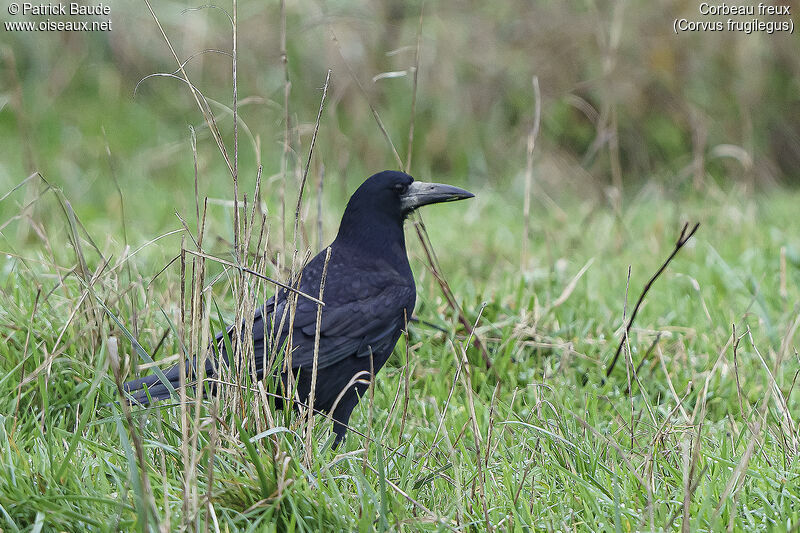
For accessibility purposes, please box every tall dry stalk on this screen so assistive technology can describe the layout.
[521,75,541,270]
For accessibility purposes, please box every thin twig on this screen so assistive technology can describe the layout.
[404,2,424,173]
[732,324,746,419]
[316,164,324,252]
[232,0,240,259]
[183,249,324,305]
[413,218,493,370]
[606,222,700,376]
[522,75,541,269]
[632,331,662,378]
[305,246,332,464]
[292,69,331,275]
[399,309,411,445]
[279,0,291,254]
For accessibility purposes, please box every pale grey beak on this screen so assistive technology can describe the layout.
[400,181,475,212]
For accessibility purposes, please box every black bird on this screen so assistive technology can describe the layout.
[123,170,474,445]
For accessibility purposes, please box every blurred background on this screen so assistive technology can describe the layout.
[0,0,798,247]
[4,3,800,528]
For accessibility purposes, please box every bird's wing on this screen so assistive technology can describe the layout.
[249,261,415,370]
[291,281,415,368]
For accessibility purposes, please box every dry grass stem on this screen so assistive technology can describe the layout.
[606,222,700,376]
[521,75,541,269]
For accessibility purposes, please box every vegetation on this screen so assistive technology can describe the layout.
[1,1,799,531]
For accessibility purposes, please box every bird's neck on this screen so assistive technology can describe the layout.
[333,212,411,271]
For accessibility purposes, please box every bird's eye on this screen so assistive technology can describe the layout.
[394,183,408,194]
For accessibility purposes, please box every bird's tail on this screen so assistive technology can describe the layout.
[122,330,230,405]
[121,322,269,405]
[123,361,185,405]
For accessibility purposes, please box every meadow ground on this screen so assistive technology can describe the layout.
[3,172,800,531]
[2,1,800,531]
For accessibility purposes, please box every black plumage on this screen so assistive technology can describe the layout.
[123,170,474,445]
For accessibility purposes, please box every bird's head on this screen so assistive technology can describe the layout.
[334,170,474,258]
[343,170,474,224]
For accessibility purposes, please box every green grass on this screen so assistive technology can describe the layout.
[2,2,800,531]
[3,176,800,531]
